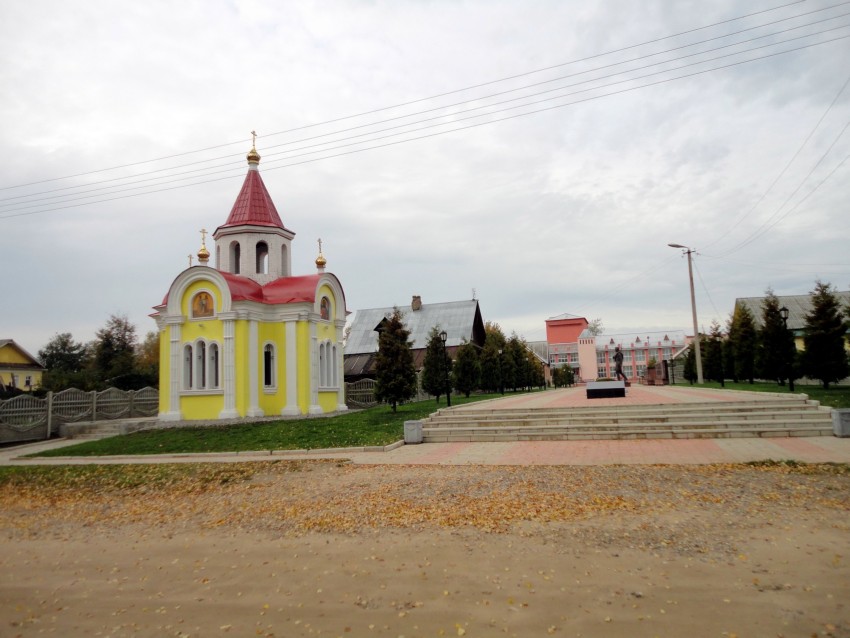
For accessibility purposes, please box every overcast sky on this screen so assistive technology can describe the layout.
[2,0,849,358]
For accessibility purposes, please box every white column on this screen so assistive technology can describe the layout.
[335,320,348,412]
[219,318,238,418]
[281,320,300,415]
[308,319,322,414]
[160,321,183,421]
[247,319,264,417]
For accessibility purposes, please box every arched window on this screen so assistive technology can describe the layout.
[256,241,269,274]
[281,245,288,276]
[318,341,338,388]
[183,344,193,389]
[183,340,221,391]
[209,343,220,389]
[263,344,275,387]
[230,241,241,274]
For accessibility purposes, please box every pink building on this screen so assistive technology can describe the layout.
[545,313,690,383]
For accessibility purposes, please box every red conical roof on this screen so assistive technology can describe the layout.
[220,167,285,229]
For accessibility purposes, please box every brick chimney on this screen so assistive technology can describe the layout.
[411,295,422,311]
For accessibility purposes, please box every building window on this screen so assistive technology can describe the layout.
[319,341,338,388]
[663,348,672,359]
[256,241,269,274]
[597,366,607,378]
[264,344,275,387]
[183,340,221,391]
[635,350,646,362]
[230,241,241,274]
[281,245,288,277]
[596,351,606,364]
[25,376,32,388]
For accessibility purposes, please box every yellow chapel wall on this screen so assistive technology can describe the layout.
[258,321,287,415]
[173,281,227,420]
[316,284,341,413]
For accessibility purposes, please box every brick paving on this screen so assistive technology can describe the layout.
[2,386,848,467]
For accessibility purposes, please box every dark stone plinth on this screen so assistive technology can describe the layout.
[586,380,626,399]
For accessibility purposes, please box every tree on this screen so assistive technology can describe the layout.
[38,333,94,391]
[505,334,527,391]
[702,321,725,386]
[421,327,448,403]
[374,308,417,411]
[683,343,697,385]
[587,318,604,336]
[728,304,757,383]
[756,288,792,385]
[802,280,849,389]
[452,341,481,398]
[92,314,138,383]
[480,322,507,393]
[39,333,87,374]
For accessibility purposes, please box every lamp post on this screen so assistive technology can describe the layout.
[497,348,504,395]
[779,306,795,393]
[668,243,703,384]
[440,330,451,407]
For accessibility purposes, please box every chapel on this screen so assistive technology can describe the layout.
[151,140,347,421]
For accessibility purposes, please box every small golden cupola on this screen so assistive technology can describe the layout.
[315,238,327,272]
[197,228,210,265]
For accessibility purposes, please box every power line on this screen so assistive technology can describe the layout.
[0,0,825,192]
[2,30,847,219]
[7,12,848,209]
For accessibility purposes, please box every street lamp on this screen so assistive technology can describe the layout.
[668,243,704,384]
[497,348,504,395]
[440,330,451,407]
[779,306,795,392]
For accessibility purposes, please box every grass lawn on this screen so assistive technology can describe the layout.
[30,393,508,457]
[674,380,850,409]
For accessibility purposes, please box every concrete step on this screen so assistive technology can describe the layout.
[421,397,833,441]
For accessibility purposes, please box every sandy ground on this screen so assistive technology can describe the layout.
[1,460,849,638]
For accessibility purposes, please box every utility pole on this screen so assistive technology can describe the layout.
[668,244,704,384]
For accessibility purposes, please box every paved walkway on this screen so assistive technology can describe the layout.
[2,386,848,467]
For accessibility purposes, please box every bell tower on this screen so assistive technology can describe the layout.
[213,132,295,284]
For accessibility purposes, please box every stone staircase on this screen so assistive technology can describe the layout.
[60,417,158,440]
[422,396,834,442]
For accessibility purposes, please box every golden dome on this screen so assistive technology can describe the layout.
[315,252,327,268]
[197,245,210,263]
[247,146,261,164]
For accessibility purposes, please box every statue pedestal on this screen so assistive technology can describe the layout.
[586,380,626,399]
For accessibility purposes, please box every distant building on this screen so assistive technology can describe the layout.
[152,143,347,420]
[344,296,485,381]
[0,339,45,391]
[735,290,850,350]
[545,313,690,382]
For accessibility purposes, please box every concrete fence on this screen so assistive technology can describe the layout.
[0,387,159,444]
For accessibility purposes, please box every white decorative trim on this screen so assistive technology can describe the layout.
[168,323,182,417]
[308,321,320,414]
[220,318,238,418]
[247,320,264,417]
[282,320,299,415]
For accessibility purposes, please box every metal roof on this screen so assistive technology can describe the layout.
[344,300,484,355]
[735,291,850,332]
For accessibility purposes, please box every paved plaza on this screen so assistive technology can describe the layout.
[2,385,849,467]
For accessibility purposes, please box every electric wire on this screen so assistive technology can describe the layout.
[3,9,848,207]
[2,31,847,220]
[0,0,828,191]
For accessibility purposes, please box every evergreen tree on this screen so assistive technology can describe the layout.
[802,280,849,389]
[92,314,138,383]
[451,341,481,398]
[702,321,725,386]
[374,308,417,411]
[728,304,757,383]
[480,323,507,393]
[683,343,697,385]
[420,327,447,403]
[756,288,790,385]
[38,332,94,391]
[505,334,527,391]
